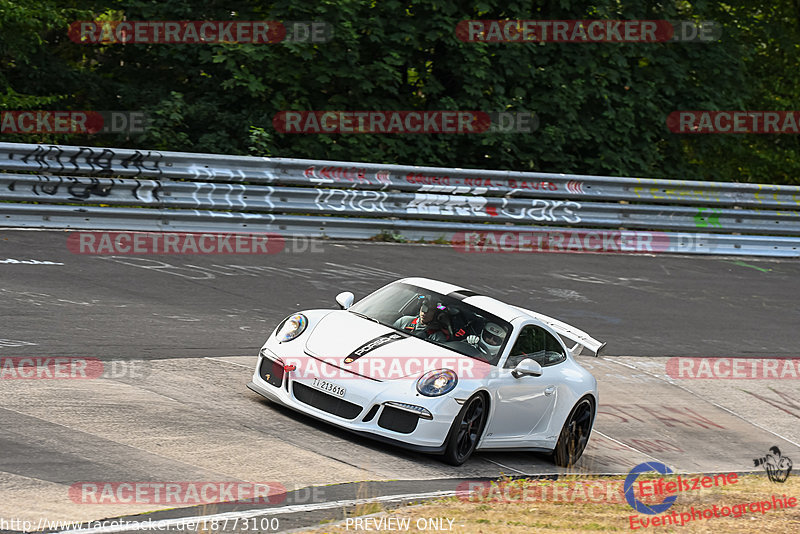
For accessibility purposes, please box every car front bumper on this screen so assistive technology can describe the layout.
[248,352,465,453]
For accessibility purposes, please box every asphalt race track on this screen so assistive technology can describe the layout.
[1,230,799,532]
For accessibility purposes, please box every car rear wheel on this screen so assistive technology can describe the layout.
[552,396,595,467]
[442,394,487,466]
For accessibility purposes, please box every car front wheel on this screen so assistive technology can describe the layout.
[552,396,595,467]
[442,394,487,466]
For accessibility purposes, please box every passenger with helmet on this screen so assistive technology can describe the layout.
[393,295,452,342]
[466,321,508,363]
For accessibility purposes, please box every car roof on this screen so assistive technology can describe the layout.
[396,277,528,323]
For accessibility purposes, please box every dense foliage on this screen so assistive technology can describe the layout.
[1,1,798,184]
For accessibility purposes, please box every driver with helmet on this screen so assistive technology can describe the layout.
[466,321,507,362]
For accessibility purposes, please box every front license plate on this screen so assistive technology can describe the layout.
[311,377,346,397]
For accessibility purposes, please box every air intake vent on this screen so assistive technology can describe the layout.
[292,382,362,420]
[378,406,419,434]
[259,357,284,388]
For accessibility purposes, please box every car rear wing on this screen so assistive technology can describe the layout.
[515,307,607,357]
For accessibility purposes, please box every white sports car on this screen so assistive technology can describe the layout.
[248,277,605,466]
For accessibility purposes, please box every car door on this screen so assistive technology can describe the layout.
[482,324,567,446]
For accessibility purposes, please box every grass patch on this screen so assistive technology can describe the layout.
[369,230,407,243]
[300,474,800,533]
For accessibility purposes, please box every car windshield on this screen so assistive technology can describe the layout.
[349,282,512,365]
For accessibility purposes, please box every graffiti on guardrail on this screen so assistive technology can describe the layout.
[303,165,385,187]
[19,145,64,172]
[313,189,389,212]
[68,177,112,200]
[755,185,800,206]
[632,185,717,202]
[5,175,163,202]
[406,194,486,216]
[30,176,114,199]
[403,196,583,222]
[68,147,115,174]
[566,180,584,193]
[13,145,165,177]
[490,198,582,223]
[409,173,561,194]
[119,150,164,177]
[186,163,254,182]
[322,173,563,195]
[632,181,800,207]
[694,208,722,228]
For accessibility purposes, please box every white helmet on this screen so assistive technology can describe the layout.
[478,321,507,355]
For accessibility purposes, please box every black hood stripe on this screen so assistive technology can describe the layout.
[447,290,480,300]
[344,332,405,364]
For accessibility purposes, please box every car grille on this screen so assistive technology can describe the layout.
[378,406,419,434]
[292,382,362,420]
[259,357,284,388]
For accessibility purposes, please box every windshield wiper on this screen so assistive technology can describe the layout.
[348,310,382,324]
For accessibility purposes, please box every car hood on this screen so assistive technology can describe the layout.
[303,311,486,380]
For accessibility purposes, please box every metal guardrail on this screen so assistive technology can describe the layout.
[1,142,799,257]
[3,173,800,235]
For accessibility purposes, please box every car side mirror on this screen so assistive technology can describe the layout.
[335,291,354,310]
[512,358,543,379]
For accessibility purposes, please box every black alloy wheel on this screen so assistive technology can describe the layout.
[552,396,594,467]
[443,394,487,466]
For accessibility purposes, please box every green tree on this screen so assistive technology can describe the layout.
[1,1,797,184]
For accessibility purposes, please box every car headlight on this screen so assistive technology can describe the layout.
[275,313,307,342]
[416,369,458,397]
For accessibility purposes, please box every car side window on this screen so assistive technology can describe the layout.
[505,325,566,369]
[543,330,567,366]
